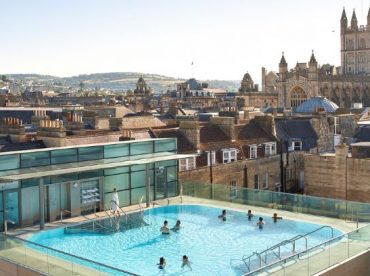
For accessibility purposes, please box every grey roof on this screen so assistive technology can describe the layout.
[276,120,318,151]
[295,96,339,113]
[353,126,370,142]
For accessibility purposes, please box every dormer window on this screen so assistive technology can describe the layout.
[264,142,276,156]
[222,148,238,163]
[292,141,302,151]
[207,151,216,166]
[250,145,257,159]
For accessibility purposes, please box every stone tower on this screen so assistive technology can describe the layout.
[134,76,152,95]
[308,51,319,96]
[278,52,288,106]
[341,7,370,75]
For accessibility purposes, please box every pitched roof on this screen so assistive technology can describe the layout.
[276,119,318,151]
[235,121,276,146]
[153,128,196,153]
[353,126,370,142]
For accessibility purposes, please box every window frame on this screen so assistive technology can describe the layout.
[250,145,257,159]
[230,180,237,199]
[207,151,216,166]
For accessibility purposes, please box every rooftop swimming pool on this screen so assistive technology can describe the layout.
[29,205,342,275]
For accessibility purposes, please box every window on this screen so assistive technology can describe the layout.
[207,151,216,166]
[264,142,276,156]
[230,180,237,199]
[179,157,196,171]
[250,145,257,159]
[262,173,269,189]
[292,141,302,151]
[222,149,237,163]
[254,174,259,189]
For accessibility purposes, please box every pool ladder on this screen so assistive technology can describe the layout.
[241,225,334,272]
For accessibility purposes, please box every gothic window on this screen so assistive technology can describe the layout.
[359,38,366,49]
[346,39,354,50]
[289,86,307,108]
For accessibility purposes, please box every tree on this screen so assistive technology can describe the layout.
[1,75,8,82]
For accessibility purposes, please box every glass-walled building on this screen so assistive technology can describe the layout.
[0,138,193,231]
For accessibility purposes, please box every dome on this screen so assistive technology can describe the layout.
[295,96,339,113]
[242,73,252,82]
[186,78,202,90]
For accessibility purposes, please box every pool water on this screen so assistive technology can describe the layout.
[29,205,342,275]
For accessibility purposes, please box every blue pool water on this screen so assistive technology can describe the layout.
[29,205,342,275]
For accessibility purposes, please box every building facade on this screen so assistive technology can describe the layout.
[0,139,191,231]
[262,8,370,109]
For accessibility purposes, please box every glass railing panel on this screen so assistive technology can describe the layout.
[46,248,73,275]
[306,243,329,275]
[181,182,370,223]
[348,225,370,258]
[328,236,349,267]
[24,242,49,274]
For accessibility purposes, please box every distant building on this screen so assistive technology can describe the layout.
[134,76,152,95]
[262,8,370,109]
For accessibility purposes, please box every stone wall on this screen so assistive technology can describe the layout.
[179,155,281,190]
[304,145,370,203]
[310,116,334,152]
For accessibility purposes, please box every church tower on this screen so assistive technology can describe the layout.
[340,8,347,74]
[350,9,358,30]
[278,52,288,107]
[308,50,319,97]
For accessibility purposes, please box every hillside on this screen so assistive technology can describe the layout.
[6,72,240,92]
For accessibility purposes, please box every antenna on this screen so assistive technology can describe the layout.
[191,61,194,78]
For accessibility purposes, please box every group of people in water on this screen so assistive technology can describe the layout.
[219,209,283,229]
[158,255,191,270]
[160,219,181,234]
[158,220,191,271]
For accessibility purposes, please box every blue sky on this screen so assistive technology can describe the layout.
[0,0,365,83]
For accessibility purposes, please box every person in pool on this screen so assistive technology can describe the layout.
[172,220,181,231]
[160,220,170,234]
[247,210,254,221]
[218,209,227,221]
[181,255,192,270]
[257,217,265,230]
[272,213,283,223]
[158,257,166,269]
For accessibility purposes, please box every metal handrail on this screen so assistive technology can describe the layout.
[244,223,370,275]
[111,200,128,224]
[139,195,144,215]
[242,225,333,271]
[60,209,71,223]
[0,232,139,275]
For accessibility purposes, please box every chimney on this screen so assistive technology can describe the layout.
[253,115,276,136]
[261,67,266,92]
[179,121,200,148]
[210,116,235,141]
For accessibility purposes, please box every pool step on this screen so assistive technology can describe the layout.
[64,211,148,235]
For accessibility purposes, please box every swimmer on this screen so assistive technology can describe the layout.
[218,209,227,221]
[181,255,192,270]
[257,217,265,230]
[158,257,166,269]
[247,210,254,221]
[272,213,283,223]
[172,220,181,231]
[160,220,170,234]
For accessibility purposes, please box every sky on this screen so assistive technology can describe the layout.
[0,0,366,83]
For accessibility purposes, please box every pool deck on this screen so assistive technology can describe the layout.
[2,196,368,276]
